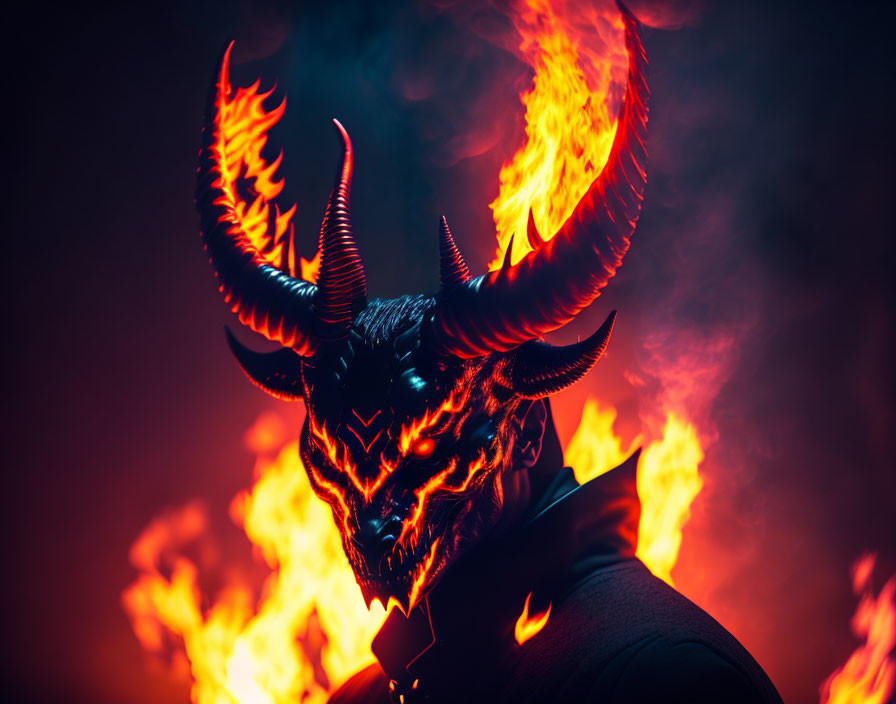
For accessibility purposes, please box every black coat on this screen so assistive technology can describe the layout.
[330,418,782,704]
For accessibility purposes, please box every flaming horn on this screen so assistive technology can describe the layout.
[196,7,647,401]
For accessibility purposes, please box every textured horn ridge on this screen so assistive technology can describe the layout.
[431,7,649,358]
[195,42,319,356]
[508,311,617,399]
[314,119,368,340]
[439,216,471,288]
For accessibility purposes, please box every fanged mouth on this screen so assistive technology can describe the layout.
[354,527,444,614]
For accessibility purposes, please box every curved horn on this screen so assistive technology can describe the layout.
[506,311,616,399]
[225,327,305,400]
[439,215,471,288]
[313,120,367,340]
[195,42,319,356]
[432,8,648,358]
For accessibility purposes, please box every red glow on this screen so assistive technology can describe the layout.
[411,437,435,458]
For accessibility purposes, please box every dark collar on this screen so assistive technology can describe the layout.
[371,449,641,696]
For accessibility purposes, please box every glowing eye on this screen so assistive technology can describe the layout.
[412,437,435,458]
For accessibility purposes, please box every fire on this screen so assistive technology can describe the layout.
[124,396,707,699]
[634,415,704,585]
[212,42,317,282]
[565,398,638,484]
[514,592,552,645]
[565,398,704,586]
[820,553,896,704]
[489,0,628,267]
[129,1,708,698]
[122,422,386,704]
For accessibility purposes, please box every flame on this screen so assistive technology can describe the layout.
[489,0,628,267]
[213,43,318,282]
[820,553,896,704]
[565,398,639,484]
[123,426,386,704]
[565,398,704,586]
[634,415,704,585]
[514,591,552,645]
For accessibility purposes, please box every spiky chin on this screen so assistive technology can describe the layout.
[356,536,443,616]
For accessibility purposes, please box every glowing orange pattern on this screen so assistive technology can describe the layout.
[395,449,488,550]
[309,415,392,503]
[397,388,468,456]
[820,553,896,704]
[514,591,552,645]
[408,540,441,613]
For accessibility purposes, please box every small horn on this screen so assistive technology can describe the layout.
[526,208,542,251]
[225,327,306,400]
[314,119,367,340]
[439,215,471,287]
[431,7,648,358]
[507,311,616,399]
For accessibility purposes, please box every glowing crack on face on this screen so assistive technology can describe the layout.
[303,382,504,611]
[309,415,392,503]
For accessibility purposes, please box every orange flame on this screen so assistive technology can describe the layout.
[514,591,552,645]
[132,1,703,699]
[123,428,386,704]
[489,0,628,267]
[565,398,704,586]
[820,553,896,704]
[213,44,318,281]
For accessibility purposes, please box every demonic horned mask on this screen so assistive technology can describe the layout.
[195,11,647,614]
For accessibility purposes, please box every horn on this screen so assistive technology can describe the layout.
[195,42,319,356]
[507,311,616,399]
[313,120,367,340]
[439,215,471,287]
[225,327,305,400]
[431,7,648,358]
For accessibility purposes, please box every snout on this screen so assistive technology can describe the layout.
[355,513,404,573]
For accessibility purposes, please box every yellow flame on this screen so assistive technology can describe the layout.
[634,415,704,586]
[489,0,627,268]
[820,554,896,704]
[565,398,639,484]
[564,398,704,586]
[123,439,386,704]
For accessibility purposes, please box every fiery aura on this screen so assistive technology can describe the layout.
[820,554,896,704]
[123,420,387,704]
[489,0,628,268]
[564,399,704,586]
[124,396,707,701]
[125,1,761,700]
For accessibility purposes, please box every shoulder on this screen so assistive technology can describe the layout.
[608,638,767,703]
[506,560,782,703]
[328,663,389,704]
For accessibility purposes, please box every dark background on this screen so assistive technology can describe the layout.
[4,1,894,703]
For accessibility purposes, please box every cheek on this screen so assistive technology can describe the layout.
[450,470,505,547]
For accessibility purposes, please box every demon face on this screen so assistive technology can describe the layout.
[196,10,646,613]
[298,301,534,612]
